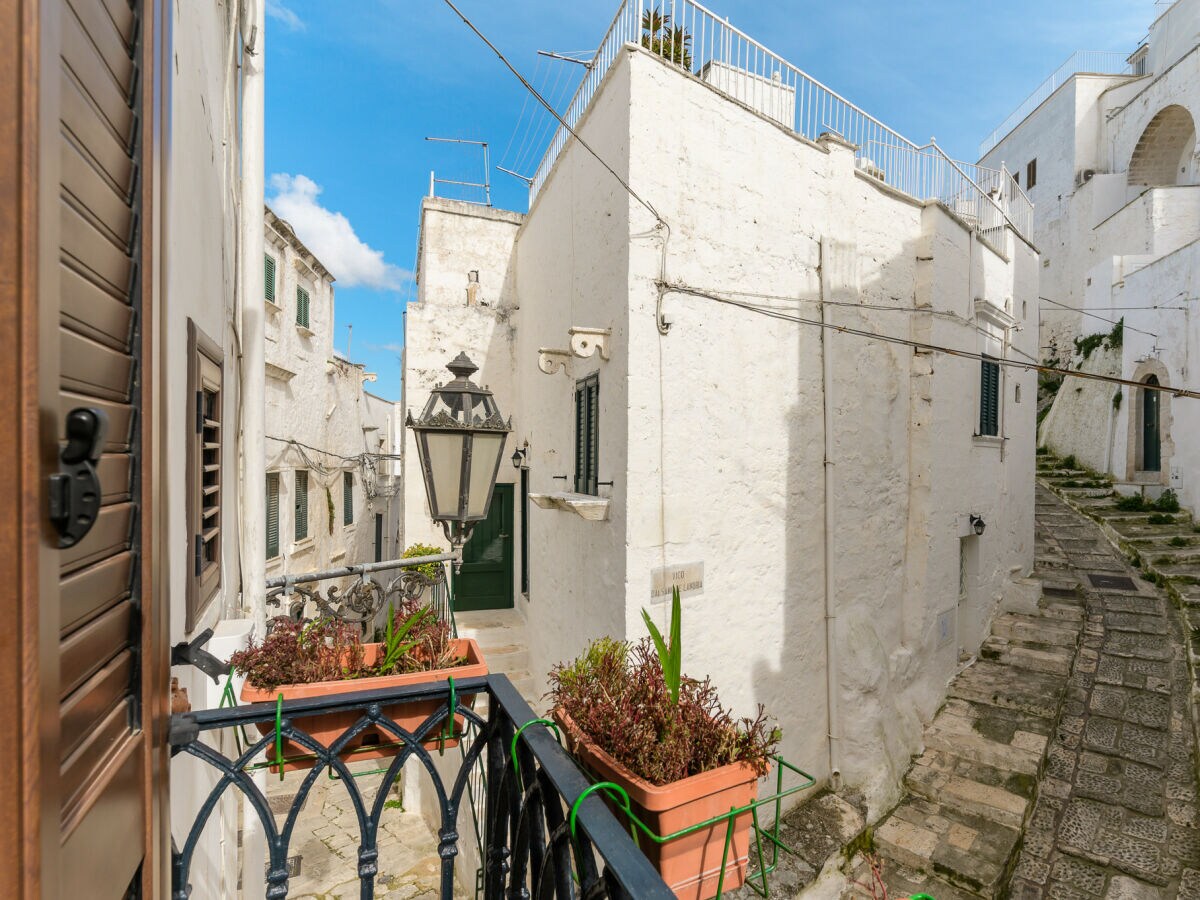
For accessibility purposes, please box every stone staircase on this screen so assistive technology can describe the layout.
[454,609,538,709]
[866,500,1086,897]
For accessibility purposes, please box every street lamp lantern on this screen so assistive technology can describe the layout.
[407,352,511,547]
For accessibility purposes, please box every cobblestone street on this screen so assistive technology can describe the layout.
[1007,482,1200,898]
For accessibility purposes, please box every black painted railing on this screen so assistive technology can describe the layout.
[169,674,675,899]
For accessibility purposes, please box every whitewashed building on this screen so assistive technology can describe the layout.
[405,2,1040,817]
[986,0,1200,503]
[264,206,404,589]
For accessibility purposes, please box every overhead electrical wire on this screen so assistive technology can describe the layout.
[1039,295,1157,338]
[663,284,1200,400]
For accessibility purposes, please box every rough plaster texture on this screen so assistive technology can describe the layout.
[263,208,402,602]
[407,46,1038,822]
[1039,347,1123,473]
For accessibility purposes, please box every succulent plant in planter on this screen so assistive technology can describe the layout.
[234,599,487,772]
[549,589,779,900]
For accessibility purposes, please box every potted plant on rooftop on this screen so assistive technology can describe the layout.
[549,588,779,900]
[234,598,487,772]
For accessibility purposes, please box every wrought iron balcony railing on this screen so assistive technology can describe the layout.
[169,674,676,899]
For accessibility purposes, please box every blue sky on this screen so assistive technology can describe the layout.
[265,0,1154,401]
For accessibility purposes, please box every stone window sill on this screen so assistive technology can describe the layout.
[265,299,282,314]
[973,435,1005,448]
[290,537,315,554]
[529,491,610,521]
[296,324,315,337]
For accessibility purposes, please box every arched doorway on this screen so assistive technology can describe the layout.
[1127,105,1197,187]
[1142,375,1162,472]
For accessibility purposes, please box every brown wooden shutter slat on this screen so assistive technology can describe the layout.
[61,265,133,351]
[65,0,134,86]
[60,10,133,137]
[96,453,131,504]
[61,328,132,402]
[98,0,136,44]
[59,699,134,817]
[60,600,133,699]
[61,132,132,245]
[59,502,132,575]
[60,738,144,886]
[61,199,132,290]
[61,72,133,188]
[59,389,132,452]
[60,551,133,634]
[59,649,133,760]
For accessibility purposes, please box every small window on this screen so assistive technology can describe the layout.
[266,473,280,559]
[574,374,599,495]
[265,254,277,303]
[1013,171,1019,187]
[296,286,310,328]
[295,470,309,541]
[343,471,354,525]
[1025,158,1037,189]
[187,321,223,630]
[979,355,1000,437]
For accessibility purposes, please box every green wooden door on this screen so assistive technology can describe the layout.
[454,483,514,611]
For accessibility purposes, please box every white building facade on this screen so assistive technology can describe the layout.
[264,207,403,589]
[985,0,1200,504]
[406,13,1039,817]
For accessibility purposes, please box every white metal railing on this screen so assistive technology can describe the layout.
[528,0,1034,244]
[978,50,1136,158]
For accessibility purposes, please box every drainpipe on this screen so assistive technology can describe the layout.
[819,238,842,790]
[240,1,266,639]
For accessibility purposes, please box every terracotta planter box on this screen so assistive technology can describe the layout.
[555,710,759,900]
[241,638,486,773]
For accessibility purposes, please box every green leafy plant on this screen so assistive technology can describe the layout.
[1169,536,1190,548]
[1061,454,1079,470]
[1036,446,1050,456]
[1155,489,1181,513]
[376,602,435,676]
[403,542,446,580]
[326,485,335,535]
[1113,389,1123,411]
[1148,513,1176,525]
[1115,494,1148,511]
[641,8,692,68]
[642,587,683,705]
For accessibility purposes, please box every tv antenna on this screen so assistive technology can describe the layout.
[536,49,594,69]
[425,137,491,207]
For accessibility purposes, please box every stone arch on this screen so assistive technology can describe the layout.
[1127,105,1197,187]
[1125,357,1173,484]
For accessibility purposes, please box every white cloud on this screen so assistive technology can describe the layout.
[268,174,409,291]
[265,0,305,31]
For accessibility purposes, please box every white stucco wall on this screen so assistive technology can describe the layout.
[163,3,254,896]
[264,208,403,598]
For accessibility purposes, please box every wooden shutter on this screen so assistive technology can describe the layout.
[296,285,310,327]
[343,471,354,525]
[266,473,280,559]
[295,470,309,540]
[573,374,599,495]
[53,0,151,893]
[265,254,276,303]
[186,321,221,631]
[979,358,1000,436]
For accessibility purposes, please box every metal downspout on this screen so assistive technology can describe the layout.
[819,238,842,789]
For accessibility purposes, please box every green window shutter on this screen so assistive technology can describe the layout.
[343,471,354,525]
[573,374,599,495]
[296,286,310,328]
[979,358,1000,436]
[295,470,309,540]
[266,473,280,559]
[264,254,276,303]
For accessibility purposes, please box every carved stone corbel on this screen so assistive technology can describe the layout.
[538,348,571,376]
[568,327,612,361]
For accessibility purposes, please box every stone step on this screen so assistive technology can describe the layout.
[874,797,1021,898]
[904,750,1033,829]
[948,660,1072,719]
[922,700,1049,776]
[1037,602,1085,621]
[1034,574,1082,599]
[979,636,1074,676]
[989,613,1080,648]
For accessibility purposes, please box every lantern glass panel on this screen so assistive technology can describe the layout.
[426,432,465,517]
[467,433,504,517]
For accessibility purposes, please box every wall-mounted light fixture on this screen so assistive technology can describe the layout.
[511,444,528,469]
[969,514,987,536]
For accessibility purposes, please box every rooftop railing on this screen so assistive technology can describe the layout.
[978,50,1137,158]
[529,0,1033,243]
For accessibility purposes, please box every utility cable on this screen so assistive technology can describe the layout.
[1039,295,1157,338]
[663,284,1200,400]
[441,0,664,225]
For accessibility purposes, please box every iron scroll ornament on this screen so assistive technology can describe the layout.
[266,566,448,630]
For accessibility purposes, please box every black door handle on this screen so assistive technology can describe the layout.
[49,407,108,548]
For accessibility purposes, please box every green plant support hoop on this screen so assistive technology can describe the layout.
[510,718,562,786]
